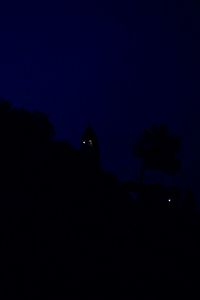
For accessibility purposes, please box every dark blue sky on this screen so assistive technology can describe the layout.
[0,1,199,193]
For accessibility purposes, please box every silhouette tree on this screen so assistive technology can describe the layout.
[133,124,181,185]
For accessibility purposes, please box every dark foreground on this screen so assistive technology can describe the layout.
[0,102,199,298]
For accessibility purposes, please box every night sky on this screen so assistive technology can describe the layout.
[0,1,199,195]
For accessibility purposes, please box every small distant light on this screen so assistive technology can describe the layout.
[83,141,86,144]
[168,199,171,203]
[88,139,93,146]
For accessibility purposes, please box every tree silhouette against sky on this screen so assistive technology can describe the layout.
[133,124,181,186]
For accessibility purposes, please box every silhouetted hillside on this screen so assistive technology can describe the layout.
[0,101,199,298]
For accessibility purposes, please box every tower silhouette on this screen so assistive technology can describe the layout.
[81,126,100,168]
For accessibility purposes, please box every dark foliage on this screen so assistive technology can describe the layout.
[134,124,181,185]
[0,101,199,298]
